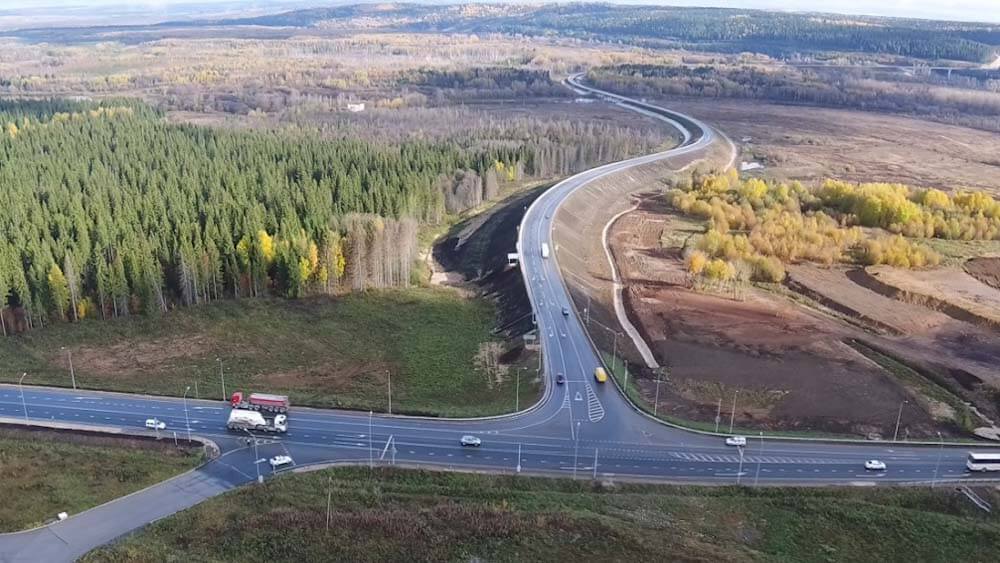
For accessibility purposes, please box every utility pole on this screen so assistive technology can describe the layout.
[623,360,629,392]
[62,347,76,390]
[183,386,192,443]
[194,379,199,400]
[216,358,226,401]
[729,389,740,434]
[893,400,908,442]
[386,370,392,415]
[368,410,374,470]
[593,448,599,480]
[573,421,581,480]
[516,443,522,474]
[19,372,28,422]
[932,432,943,488]
[612,332,619,372]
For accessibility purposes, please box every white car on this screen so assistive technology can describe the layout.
[460,435,482,447]
[144,418,166,430]
[269,455,293,468]
[864,459,887,471]
[725,436,747,447]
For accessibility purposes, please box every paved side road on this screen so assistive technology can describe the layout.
[0,458,247,562]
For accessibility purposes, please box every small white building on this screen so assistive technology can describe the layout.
[346,102,365,113]
[740,161,764,172]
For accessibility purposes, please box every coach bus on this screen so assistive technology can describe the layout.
[966,452,1000,472]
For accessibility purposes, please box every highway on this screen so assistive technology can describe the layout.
[0,74,994,562]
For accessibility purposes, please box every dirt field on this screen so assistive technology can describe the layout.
[864,266,1000,327]
[609,205,941,437]
[657,97,1000,194]
[786,265,953,335]
[966,257,1000,290]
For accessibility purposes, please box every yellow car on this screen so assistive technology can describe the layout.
[594,367,608,383]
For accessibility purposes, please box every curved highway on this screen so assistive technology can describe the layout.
[0,74,993,562]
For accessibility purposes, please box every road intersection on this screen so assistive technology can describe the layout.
[0,74,993,562]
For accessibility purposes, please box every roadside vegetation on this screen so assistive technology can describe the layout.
[0,288,539,416]
[0,429,201,532]
[666,170,1000,284]
[83,467,1000,562]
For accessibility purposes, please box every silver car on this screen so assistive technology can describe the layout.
[460,435,482,447]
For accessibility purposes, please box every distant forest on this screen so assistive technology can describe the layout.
[221,4,1000,64]
[8,4,999,63]
[0,97,654,332]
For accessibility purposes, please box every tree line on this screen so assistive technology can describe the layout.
[0,98,545,333]
[666,171,951,284]
[588,64,1000,133]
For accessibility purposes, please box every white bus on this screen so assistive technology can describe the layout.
[966,452,1000,472]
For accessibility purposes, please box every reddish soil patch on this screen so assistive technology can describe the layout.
[965,257,1000,291]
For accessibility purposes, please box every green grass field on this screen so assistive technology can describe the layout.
[0,430,201,532]
[83,467,1000,562]
[0,289,539,417]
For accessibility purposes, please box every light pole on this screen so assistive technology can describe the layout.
[386,370,392,415]
[593,448,599,480]
[19,372,28,422]
[62,347,76,390]
[516,443,522,474]
[573,421,581,480]
[245,428,261,484]
[893,400,908,442]
[754,431,763,486]
[654,371,662,416]
[515,367,526,411]
[736,445,745,485]
[182,386,192,443]
[715,397,722,433]
[216,358,226,401]
[932,431,944,488]
[623,360,629,393]
[729,389,740,434]
[368,410,374,469]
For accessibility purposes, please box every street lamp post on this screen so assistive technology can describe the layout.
[386,370,392,415]
[754,431,764,486]
[216,358,226,401]
[368,410,374,469]
[715,397,722,433]
[654,371,662,416]
[729,389,740,434]
[182,386,192,443]
[515,367,521,411]
[893,400,908,442]
[932,432,944,488]
[573,421,581,480]
[245,428,261,484]
[737,446,745,485]
[19,372,28,422]
[62,347,76,390]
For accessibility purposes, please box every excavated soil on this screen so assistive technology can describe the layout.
[965,257,1000,291]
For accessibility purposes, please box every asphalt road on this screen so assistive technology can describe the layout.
[0,75,995,562]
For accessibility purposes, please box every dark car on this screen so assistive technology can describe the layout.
[556,373,566,385]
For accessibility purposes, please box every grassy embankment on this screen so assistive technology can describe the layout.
[0,289,540,417]
[0,430,201,532]
[84,467,1000,562]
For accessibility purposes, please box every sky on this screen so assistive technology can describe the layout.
[3,1,1000,25]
